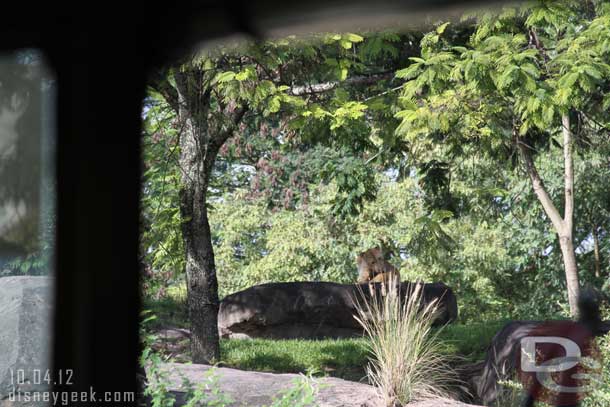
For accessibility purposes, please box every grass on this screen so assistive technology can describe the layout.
[143,291,507,381]
[220,337,369,381]
[354,282,457,405]
[216,322,502,379]
[437,319,508,362]
[143,295,189,329]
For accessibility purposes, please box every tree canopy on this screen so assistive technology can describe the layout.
[141,0,610,360]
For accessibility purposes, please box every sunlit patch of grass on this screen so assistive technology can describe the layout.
[220,337,369,381]
[167,283,187,302]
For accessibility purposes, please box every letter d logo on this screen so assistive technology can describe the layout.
[521,336,581,373]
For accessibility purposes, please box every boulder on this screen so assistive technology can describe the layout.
[157,363,481,407]
[0,276,53,405]
[218,281,457,339]
[408,399,483,407]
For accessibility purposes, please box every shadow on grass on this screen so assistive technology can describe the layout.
[435,320,509,362]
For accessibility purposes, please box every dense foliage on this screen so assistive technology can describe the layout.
[394,0,610,316]
[141,1,610,323]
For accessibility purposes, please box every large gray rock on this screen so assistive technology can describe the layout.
[157,363,480,407]
[408,399,483,407]
[218,281,457,339]
[0,276,53,405]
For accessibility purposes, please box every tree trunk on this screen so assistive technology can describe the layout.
[180,180,220,363]
[179,126,221,363]
[178,124,221,362]
[559,233,580,317]
[560,114,579,317]
[516,114,580,317]
[176,73,220,364]
[151,68,246,363]
[593,224,601,279]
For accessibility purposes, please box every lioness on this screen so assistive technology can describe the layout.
[356,247,401,284]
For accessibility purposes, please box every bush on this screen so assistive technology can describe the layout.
[582,306,610,407]
[354,281,457,406]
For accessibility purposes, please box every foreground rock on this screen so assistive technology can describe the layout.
[408,399,483,407]
[158,363,481,407]
[0,276,53,405]
[159,363,377,407]
[219,281,457,339]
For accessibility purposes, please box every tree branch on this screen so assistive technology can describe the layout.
[288,72,394,96]
[210,105,248,152]
[515,129,565,233]
[149,69,180,113]
[562,114,574,232]
[362,84,406,102]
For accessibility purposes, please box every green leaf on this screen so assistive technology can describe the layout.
[202,58,215,70]
[235,67,256,81]
[396,64,422,80]
[214,71,236,84]
[268,96,281,113]
[345,33,364,42]
[340,39,353,49]
[431,209,454,222]
[603,93,610,111]
[436,22,450,34]
[520,63,539,79]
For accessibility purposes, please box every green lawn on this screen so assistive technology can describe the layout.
[215,320,506,380]
[143,295,189,329]
[220,337,370,381]
[437,320,507,362]
[143,294,507,379]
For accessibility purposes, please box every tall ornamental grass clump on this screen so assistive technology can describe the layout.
[354,281,456,406]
